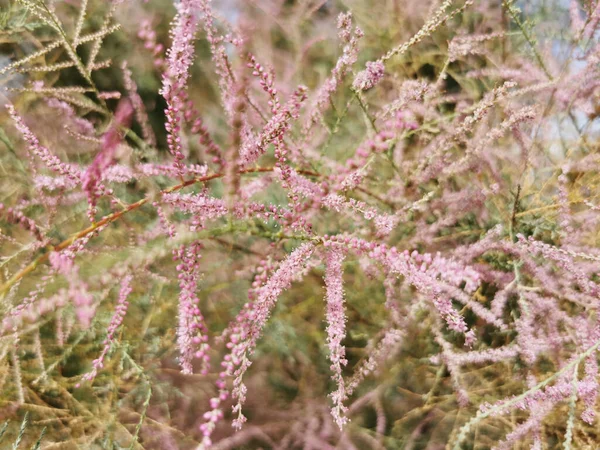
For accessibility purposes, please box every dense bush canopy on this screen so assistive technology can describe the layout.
[1,0,600,448]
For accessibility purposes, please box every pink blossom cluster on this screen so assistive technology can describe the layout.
[174,242,209,375]
[79,275,133,384]
[196,243,315,446]
[352,61,385,91]
[323,248,349,429]
[160,0,202,175]
[82,99,132,220]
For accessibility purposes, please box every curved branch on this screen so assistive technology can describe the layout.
[0,166,319,298]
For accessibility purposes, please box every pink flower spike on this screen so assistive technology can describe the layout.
[324,248,349,429]
[80,275,133,384]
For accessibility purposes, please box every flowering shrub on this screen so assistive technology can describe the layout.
[1,0,600,448]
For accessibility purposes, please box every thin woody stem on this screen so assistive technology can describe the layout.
[0,166,319,298]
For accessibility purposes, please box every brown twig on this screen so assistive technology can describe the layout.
[0,166,319,298]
